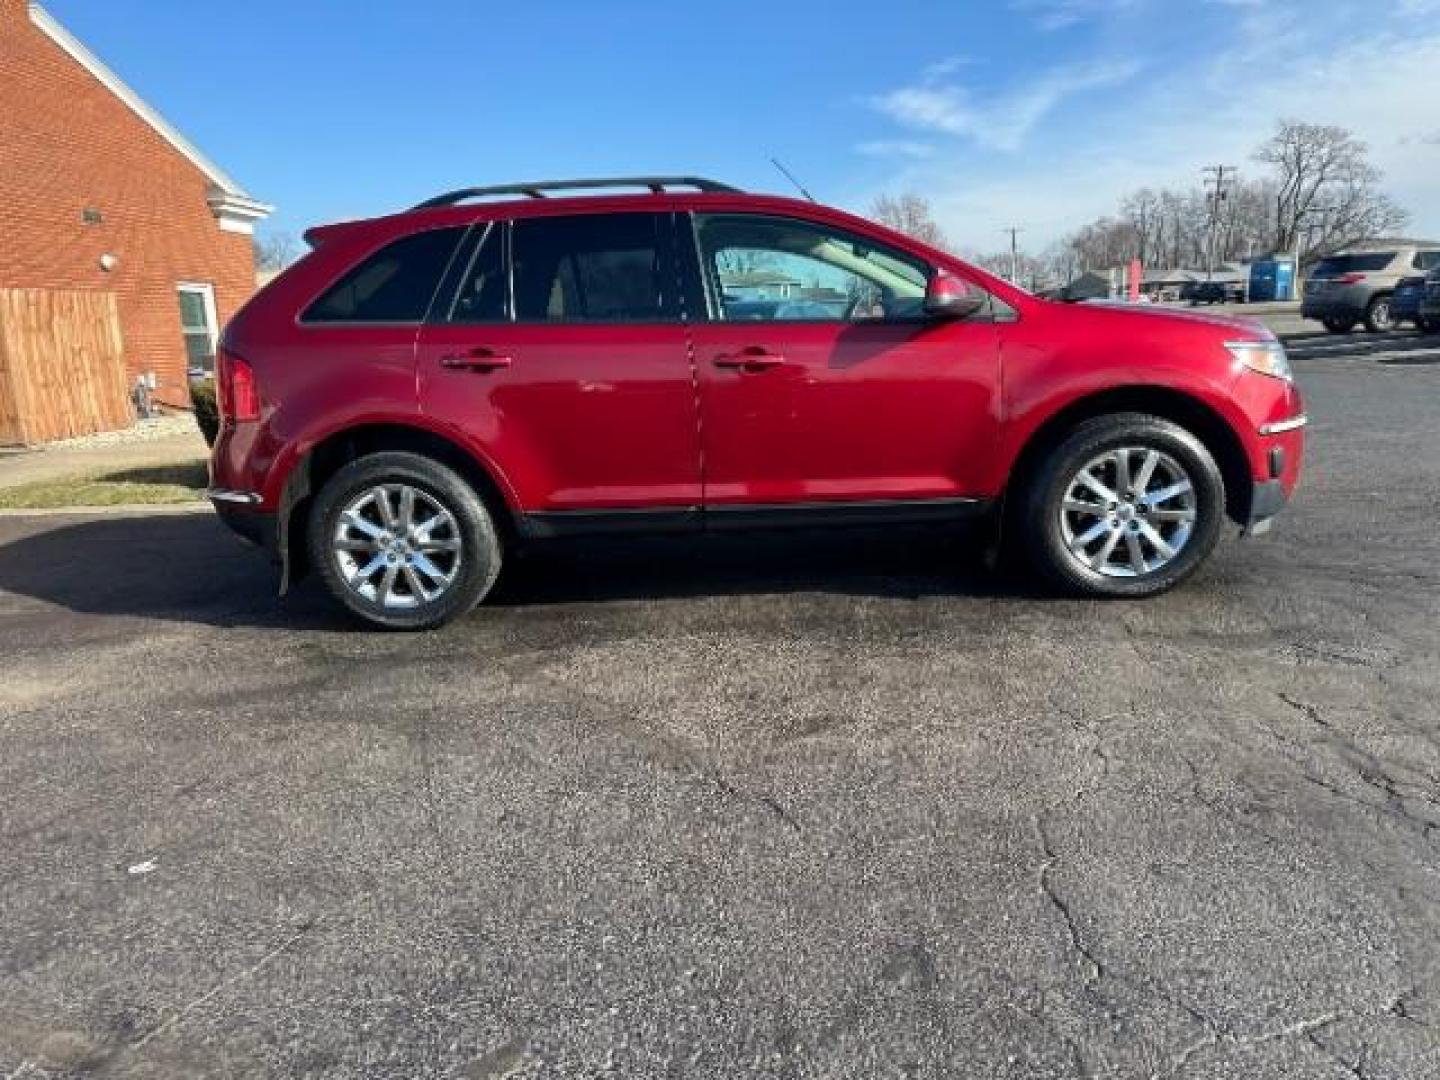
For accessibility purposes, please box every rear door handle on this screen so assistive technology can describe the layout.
[440,349,512,372]
[714,347,785,372]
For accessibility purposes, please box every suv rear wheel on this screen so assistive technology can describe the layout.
[1363,294,1395,333]
[307,452,502,630]
[1020,414,1225,598]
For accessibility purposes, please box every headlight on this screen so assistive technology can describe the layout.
[1225,340,1292,382]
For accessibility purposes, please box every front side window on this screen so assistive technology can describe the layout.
[1414,250,1440,271]
[304,226,467,323]
[512,213,672,322]
[446,223,507,323]
[695,214,930,323]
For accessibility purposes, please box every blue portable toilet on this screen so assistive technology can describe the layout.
[1249,256,1296,302]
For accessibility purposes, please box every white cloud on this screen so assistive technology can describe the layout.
[855,140,936,159]
[1009,0,1142,30]
[852,5,1440,252]
[871,60,1141,152]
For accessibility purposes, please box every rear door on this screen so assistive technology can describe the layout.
[680,211,1001,508]
[416,212,702,517]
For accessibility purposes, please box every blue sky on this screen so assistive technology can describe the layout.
[44,0,1440,255]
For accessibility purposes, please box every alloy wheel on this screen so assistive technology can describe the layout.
[331,484,463,609]
[1059,446,1198,578]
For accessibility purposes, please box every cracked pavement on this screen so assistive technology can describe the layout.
[1,346,1438,1078]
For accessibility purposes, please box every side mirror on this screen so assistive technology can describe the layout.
[925,271,986,320]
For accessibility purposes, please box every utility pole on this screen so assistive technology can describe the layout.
[1002,226,1023,283]
[1202,165,1234,281]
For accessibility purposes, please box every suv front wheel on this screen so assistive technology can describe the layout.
[307,452,502,630]
[1020,414,1226,598]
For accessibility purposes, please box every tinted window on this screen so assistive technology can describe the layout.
[1311,253,1394,277]
[304,227,466,323]
[512,214,671,322]
[447,223,507,323]
[695,214,930,323]
[1414,251,1440,271]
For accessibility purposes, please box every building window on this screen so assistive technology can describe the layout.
[177,283,218,375]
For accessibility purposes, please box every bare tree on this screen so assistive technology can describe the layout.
[254,231,302,273]
[1255,121,1408,258]
[870,193,949,250]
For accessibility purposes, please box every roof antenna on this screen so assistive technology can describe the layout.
[770,157,816,202]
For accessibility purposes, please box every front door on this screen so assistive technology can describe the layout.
[417,212,701,517]
[683,212,1002,507]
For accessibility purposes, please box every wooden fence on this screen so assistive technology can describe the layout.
[0,288,131,446]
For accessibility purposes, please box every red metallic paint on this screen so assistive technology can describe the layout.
[213,190,1303,528]
[416,321,702,510]
[689,317,1000,503]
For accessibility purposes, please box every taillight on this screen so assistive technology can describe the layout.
[1335,272,1366,285]
[217,347,260,422]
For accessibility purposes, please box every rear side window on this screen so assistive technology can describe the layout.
[304,226,466,323]
[512,213,672,322]
[1415,251,1440,271]
[1311,253,1394,276]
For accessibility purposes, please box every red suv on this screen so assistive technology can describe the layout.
[209,176,1305,629]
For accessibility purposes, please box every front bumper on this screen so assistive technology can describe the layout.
[1246,478,1288,532]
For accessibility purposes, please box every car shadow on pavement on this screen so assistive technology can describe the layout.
[490,525,1025,607]
[0,513,1031,630]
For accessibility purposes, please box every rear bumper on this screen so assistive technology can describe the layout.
[1301,297,1365,321]
[212,500,279,559]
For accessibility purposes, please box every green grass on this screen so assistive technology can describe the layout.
[0,461,209,509]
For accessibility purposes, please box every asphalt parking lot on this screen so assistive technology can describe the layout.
[2,330,1438,1079]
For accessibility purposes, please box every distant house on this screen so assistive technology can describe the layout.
[0,0,272,411]
[720,270,803,301]
[1140,264,1250,301]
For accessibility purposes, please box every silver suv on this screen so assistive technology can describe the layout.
[1302,244,1440,334]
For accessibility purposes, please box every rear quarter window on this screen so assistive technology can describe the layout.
[1311,253,1396,276]
[303,226,467,323]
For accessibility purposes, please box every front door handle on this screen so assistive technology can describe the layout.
[440,348,512,372]
[714,347,785,372]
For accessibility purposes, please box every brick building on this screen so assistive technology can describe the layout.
[0,0,271,409]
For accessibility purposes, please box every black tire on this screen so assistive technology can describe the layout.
[307,452,502,630]
[1019,413,1226,598]
[1363,294,1394,333]
[1418,315,1440,335]
[1322,317,1356,334]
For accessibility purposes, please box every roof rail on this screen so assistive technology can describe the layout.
[411,176,742,209]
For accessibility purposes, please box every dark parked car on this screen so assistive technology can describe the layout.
[1185,280,1244,306]
[1421,269,1440,334]
[208,176,1306,628]
[1392,274,1428,327]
